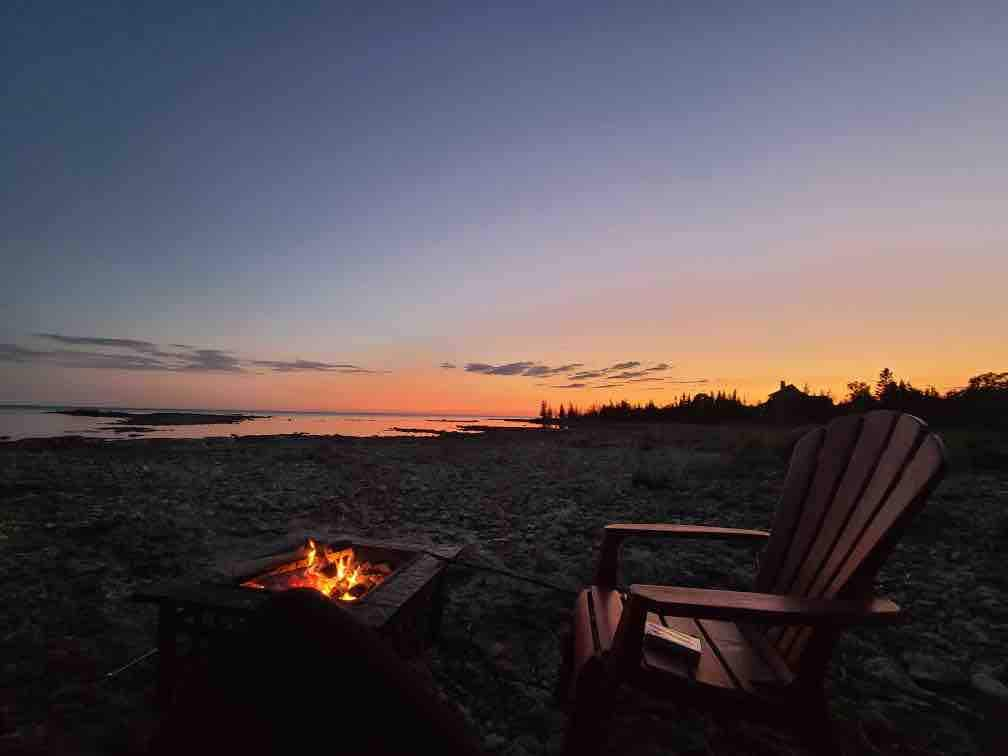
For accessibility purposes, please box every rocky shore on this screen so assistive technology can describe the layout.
[1,424,1004,754]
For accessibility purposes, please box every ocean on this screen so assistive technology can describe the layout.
[0,405,536,441]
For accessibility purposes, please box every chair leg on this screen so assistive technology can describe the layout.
[795,698,842,756]
[563,656,617,756]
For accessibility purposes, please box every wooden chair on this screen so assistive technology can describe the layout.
[560,411,947,754]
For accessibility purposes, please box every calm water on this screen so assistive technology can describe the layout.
[0,406,537,441]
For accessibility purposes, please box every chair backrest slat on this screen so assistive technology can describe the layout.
[824,432,945,596]
[754,411,945,672]
[787,411,899,598]
[768,414,863,596]
[772,411,899,655]
[754,427,825,593]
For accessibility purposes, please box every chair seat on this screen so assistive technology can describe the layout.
[571,587,793,701]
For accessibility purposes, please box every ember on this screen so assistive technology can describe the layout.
[241,539,391,601]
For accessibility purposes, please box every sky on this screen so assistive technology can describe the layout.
[2,1,1005,414]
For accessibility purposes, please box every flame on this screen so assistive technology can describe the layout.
[242,539,389,601]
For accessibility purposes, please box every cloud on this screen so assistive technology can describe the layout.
[667,378,709,384]
[591,383,626,389]
[605,361,640,372]
[523,363,583,377]
[0,333,382,375]
[569,361,642,379]
[1,344,173,370]
[464,361,581,377]
[608,370,648,379]
[439,362,457,369]
[251,359,364,373]
[179,349,243,372]
[36,333,161,353]
[490,362,535,375]
[457,357,678,386]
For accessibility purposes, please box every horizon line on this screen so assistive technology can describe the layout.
[0,402,535,418]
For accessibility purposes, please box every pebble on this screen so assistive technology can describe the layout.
[863,656,936,699]
[902,651,967,688]
[483,733,507,751]
[971,673,1008,705]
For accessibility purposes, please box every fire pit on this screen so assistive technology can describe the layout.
[133,532,468,707]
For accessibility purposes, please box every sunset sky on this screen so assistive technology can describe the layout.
[2,1,1005,414]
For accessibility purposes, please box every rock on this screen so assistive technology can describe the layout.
[863,656,936,699]
[510,734,543,755]
[483,733,507,751]
[972,660,1007,679]
[902,652,967,688]
[972,673,1008,705]
[973,585,1001,610]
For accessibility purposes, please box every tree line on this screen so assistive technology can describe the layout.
[537,370,1008,429]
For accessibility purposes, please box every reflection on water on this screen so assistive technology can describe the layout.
[0,407,536,441]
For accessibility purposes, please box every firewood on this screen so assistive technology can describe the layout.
[231,547,310,581]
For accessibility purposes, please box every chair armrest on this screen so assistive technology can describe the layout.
[628,584,902,627]
[593,524,770,587]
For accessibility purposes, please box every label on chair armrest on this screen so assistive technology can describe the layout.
[644,620,702,659]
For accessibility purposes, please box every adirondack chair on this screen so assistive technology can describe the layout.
[560,411,947,755]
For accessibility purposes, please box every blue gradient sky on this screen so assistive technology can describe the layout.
[2,1,1005,412]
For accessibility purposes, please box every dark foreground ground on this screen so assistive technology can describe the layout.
[1,424,1006,754]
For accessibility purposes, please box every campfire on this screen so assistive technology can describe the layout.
[135,534,468,703]
[240,539,392,601]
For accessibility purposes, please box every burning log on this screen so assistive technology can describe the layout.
[231,546,312,581]
[239,539,389,602]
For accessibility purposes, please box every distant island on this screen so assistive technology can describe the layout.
[51,409,266,426]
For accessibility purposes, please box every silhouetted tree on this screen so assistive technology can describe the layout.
[846,381,874,411]
[536,368,1007,430]
[876,368,895,400]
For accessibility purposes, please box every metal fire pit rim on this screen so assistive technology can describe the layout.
[133,531,469,629]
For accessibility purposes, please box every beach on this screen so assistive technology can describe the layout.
[1,424,1004,754]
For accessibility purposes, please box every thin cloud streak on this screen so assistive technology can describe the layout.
[605,361,640,372]
[523,363,584,377]
[36,333,160,353]
[464,361,583,377]
[459,358,684,389]
[251,359,370,373]
[1,334,382,375]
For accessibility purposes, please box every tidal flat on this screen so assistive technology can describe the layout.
[1,425,1005,754]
